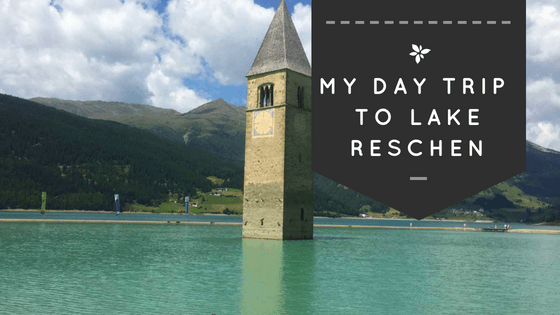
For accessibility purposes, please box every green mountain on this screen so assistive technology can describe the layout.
[29,97,388,215]
[313,173,389,217]
[428,141,560,222]
[25,95,560,222]
[29,97,180,118]
[179,99,246,161]
[312,141,560,222]
[31,97,246,161]
[0,94,242,211]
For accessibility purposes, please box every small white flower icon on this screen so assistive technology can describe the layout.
[410,44,431,64]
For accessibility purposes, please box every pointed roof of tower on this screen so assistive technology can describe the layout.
[246,0,311,77]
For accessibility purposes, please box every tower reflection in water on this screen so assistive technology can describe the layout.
[241,239,315,314]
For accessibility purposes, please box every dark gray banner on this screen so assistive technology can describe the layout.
[312,0,526,219]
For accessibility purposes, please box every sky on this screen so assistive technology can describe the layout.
[1,0,560,151]
[0,0,311,110]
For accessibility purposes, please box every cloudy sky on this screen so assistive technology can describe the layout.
[1,0,559,151]
[526,0,560,151]
[0,0,311,109]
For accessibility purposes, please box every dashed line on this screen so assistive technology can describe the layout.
[326,20,512,25]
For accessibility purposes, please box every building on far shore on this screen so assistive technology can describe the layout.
[242,0,313,240]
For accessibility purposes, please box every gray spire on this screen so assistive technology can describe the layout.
[246,0,311,77]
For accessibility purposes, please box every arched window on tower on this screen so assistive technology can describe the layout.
[258,83,274,107]
[259,86,265,107]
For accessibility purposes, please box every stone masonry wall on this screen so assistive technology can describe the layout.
[283,70,313,239]
[243,71,287,240]
[243,69,312,240]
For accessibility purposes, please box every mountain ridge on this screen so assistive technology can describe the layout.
[29,97,180,118]
[31,97,247,161]
[23,95,560,222]
[1,93,243,211]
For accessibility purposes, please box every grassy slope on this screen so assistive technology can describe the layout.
[478,182,550,210]
[126,181,243,215]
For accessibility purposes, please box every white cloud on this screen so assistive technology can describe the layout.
[527,77,560,106]
[526,77,560,121]
[526,1,560,149]
[166,0,275,85]
[527,121,560,150]
[146,66,210,112]
[527,1,560,64]
[292,3,312,64]
[0,0,311,112]
[525,77,560,151]
[166,0,311,85]
[0,0,210,112]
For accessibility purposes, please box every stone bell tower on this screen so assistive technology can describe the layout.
[242,0,312,240]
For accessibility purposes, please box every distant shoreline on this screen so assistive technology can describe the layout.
[0,209,492,223]
[0,209,240,217]
[1,218,559,235]
[333,216,494,223]
[1,209,187,215]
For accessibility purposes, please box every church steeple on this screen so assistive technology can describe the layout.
[243,0,313,240]
[246,0,311,77]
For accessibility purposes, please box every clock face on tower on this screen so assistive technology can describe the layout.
[253,109,274,136]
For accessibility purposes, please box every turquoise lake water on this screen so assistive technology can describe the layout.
[1,214,560,314]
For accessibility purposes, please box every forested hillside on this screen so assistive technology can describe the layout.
[32,97,246,161]
[313,173,389,216]
[14,94,560,222]
[0,94,242,211]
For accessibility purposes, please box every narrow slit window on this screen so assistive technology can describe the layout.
[264,86,269,107]
[267,86,271,106]
[296,86,304,107]
[259,87,265,108]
